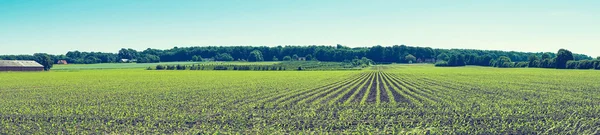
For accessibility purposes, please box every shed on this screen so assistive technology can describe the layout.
[0,60,44,71]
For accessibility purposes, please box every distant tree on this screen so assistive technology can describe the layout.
[283,56,292,61]
[34,53,54,71]
[597,56,600,60]
[272,56,279,61]
[138,54,160,63]
[248,50,264,62]
[292,54,299,61]
[404,54,417,64]
[176,64,186,70]
[555,49,574,69]
[305,54,314,61]
[541,53,552,60]
[464,54,477,65]
[214,53,234,61]
[166,65,176,70]
[118,48,138,59]
[494,56,512,68]
[437,53,449,61]
[576,60,594,69]
[367,45,385,62]
[476,55,493,66]
[192,55,203,62]
[566,61,579,69]
[515,62,529,68]
[156,65,165,70]
[447,54,466,66]
[528,55,539,67]
[539,58,556,68]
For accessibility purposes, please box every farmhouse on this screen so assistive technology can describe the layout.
[0,60,44,71]
[56,60,68,64]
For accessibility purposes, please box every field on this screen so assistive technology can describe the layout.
[1,64,599,134]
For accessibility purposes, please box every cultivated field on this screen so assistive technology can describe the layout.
[1,64,599,134]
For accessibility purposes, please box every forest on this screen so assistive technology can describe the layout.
[0,45,595,70]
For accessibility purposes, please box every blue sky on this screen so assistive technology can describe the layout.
[0,0,599,57]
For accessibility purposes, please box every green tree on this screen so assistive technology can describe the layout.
[448,54,466,66]
[283,56,292,61]
[476,55,493,66]
[215,53,234,61]
[118,48,138,60]
[305,54,314,61]
[292,54,299,61]
[436,53,449,61]
[248,50,264,62]
[541,53,552,60]
[528,55,539,67]
[404,54,417,63]
[34,53,54,71]
[566,61,579,69]
[156,65,165,70]
[495,56,512,68]
[192,55,202,62]
[272,56,279,61]
[555,49,574,69]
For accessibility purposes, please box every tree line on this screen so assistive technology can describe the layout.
[436,49,600,70]
[0,44,595,70]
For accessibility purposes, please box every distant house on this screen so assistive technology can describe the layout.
[56,60,68,64]
[297,57,306,61]
[121,59,137,63]
[0,60,44,71]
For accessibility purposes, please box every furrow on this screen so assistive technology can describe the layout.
[251,74,361,106]
[379,72,414,104]
[344,72,376,104]
[312,72,373,105]
[385,73,438,105]
[359,72,377,104]
[330,72,375,105]
[378,72,390,103]
[278,73,365,106]
[300,73,370,104]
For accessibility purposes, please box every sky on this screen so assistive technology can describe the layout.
[0,0,599,57]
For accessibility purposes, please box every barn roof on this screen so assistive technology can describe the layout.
[0,60,44,67]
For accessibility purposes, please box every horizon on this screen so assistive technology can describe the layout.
[1,0,599,57]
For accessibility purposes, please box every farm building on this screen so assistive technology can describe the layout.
[0,60,44,71]
[120,59,137,63]
[56,60,68,64]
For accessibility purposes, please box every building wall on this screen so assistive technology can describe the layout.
[0,67,44,71]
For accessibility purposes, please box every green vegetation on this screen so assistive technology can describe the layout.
[154,61,368,71]
[4,45,593,70]
[1,64,599,134]
[53,62,279,70]
[436,49,600,70]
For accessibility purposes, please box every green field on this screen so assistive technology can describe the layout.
[52,61,280,70]
[1,64,599,134]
